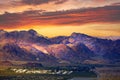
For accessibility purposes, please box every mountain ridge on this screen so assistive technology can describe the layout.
[0,29,120,65]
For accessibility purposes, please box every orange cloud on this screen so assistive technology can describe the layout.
[0,5,120,29]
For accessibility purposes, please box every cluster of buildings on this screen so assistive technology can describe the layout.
[11,68,73,75]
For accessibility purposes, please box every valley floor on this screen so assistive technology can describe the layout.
[0,64,120,80]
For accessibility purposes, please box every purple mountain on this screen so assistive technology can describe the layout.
[0,30,120,65]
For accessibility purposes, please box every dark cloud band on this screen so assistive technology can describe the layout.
[0,5,120,29]
[20,0,67,5]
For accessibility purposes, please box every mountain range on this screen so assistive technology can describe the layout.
[0,29,120,66]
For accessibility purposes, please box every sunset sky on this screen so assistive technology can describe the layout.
[0,0,120,37]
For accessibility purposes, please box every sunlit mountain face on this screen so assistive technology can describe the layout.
[0,0,120,37]
[0,29,120,64]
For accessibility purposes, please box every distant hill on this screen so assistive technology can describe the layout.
[0,30,120,66]
[98,36,120,40]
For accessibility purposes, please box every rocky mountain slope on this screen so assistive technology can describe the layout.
[0,29,120,65]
